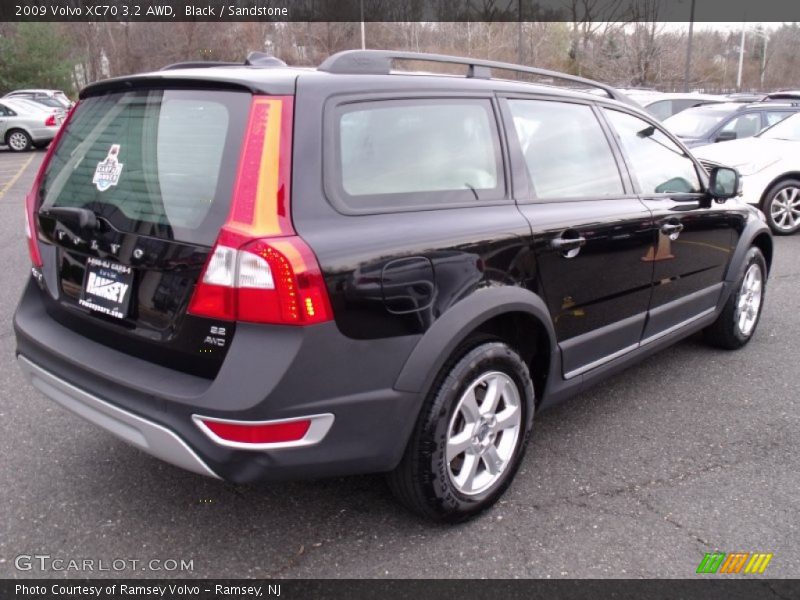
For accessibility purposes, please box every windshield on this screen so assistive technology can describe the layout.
[663,109,730,137]
[759,112,800,141]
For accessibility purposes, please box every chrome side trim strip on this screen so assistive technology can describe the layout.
[17,356,220,479]
[564,307,718,380]
[192,413,335,451]
[640,307,716,347]
[563,343,639,380]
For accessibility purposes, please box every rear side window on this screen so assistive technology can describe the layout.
[765,111,794,127]
[39,89,250,246]
[331,99,504,212]
[508,99,624,200]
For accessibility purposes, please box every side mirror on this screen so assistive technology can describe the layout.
[715,130,737,143]
[708,166,740,200]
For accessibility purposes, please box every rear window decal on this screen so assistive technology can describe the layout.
[92,144,124,192]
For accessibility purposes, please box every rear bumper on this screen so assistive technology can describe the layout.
[28,127,58,143]
[18,356,219,479]
[14,278,422,483]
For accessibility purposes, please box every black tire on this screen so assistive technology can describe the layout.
[761,178,800,235]
[5,129,32,152]
[703,247,767,350]
[387,340,535,522]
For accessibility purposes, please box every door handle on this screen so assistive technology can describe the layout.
[551,235,586,258]
[660,222,684,240]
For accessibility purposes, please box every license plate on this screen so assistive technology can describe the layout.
[79,257,134,319]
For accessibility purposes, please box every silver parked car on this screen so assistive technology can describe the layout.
[0,98,63,152]
[3,89,73,110]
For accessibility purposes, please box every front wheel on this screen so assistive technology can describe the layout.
[703,247,767,350]
[387,341,535,522]
[762,179,800,235]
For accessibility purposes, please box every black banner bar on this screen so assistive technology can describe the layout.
[1,0,800,23]
[3,579,800,600]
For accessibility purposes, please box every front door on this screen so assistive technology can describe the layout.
[602,108,734,342]
[503,97,656,379]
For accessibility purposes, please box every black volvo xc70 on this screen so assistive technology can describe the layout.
[14,51,772,521]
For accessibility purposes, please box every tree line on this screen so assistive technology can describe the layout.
[1,20,799,97]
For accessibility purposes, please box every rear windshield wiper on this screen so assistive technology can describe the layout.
[39,206,99,231]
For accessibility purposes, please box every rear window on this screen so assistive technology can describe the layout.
[39,89,250,246]
[329,99,505,212]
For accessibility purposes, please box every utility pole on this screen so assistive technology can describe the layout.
[360,0,365,50]
[682,0,696,92]
[737,24,746,91]
[517,0,524,64]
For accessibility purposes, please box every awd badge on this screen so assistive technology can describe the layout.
[92,144,124,192]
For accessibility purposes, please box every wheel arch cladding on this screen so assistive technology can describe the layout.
[752,232,773,274]
[725,218,772,282]
[393,286,556,403]
[760,172,800,207]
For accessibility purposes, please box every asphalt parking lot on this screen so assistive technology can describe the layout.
[0,150,798,579]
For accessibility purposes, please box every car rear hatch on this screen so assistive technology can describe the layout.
[27,79,331,380]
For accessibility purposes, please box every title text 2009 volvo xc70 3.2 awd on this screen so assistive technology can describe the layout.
[14,51,772,521]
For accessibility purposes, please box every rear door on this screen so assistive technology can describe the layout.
[602,108,734,342]
[502,97,656,379]
[34,87,251,377]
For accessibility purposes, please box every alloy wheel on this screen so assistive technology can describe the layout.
[769,186,800,232]
[446,371,522,496]
[7,132,29,152]
[735,263,763,337]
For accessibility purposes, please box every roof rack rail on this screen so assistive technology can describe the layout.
[161,61,239,71]
[318,50,634,105]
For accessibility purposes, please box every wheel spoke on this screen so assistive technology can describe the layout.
[482,445,504,476]
[480,377,502,415]
[494,405,520,431]
[459,389,480,423]
[738,309,749,332]
[454,451,480,492]
[446,430,473,462]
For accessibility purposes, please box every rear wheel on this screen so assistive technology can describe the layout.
[703,247,766,350]
[388,340,535,522]
[6,129,32,152]
[762,179,800,235]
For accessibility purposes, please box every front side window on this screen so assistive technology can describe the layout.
[720,113,762,139]
[508,99,624,200]
[605,110,701,195]
[334,99,503,211]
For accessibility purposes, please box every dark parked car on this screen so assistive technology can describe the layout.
[663,101,800,148]
[15,50,772,521]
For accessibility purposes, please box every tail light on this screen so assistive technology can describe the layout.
[44,113,57,127]
[188,96,333,325]
[26,104,77,268]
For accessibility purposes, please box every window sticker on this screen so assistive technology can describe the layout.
[92,144,124,192]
